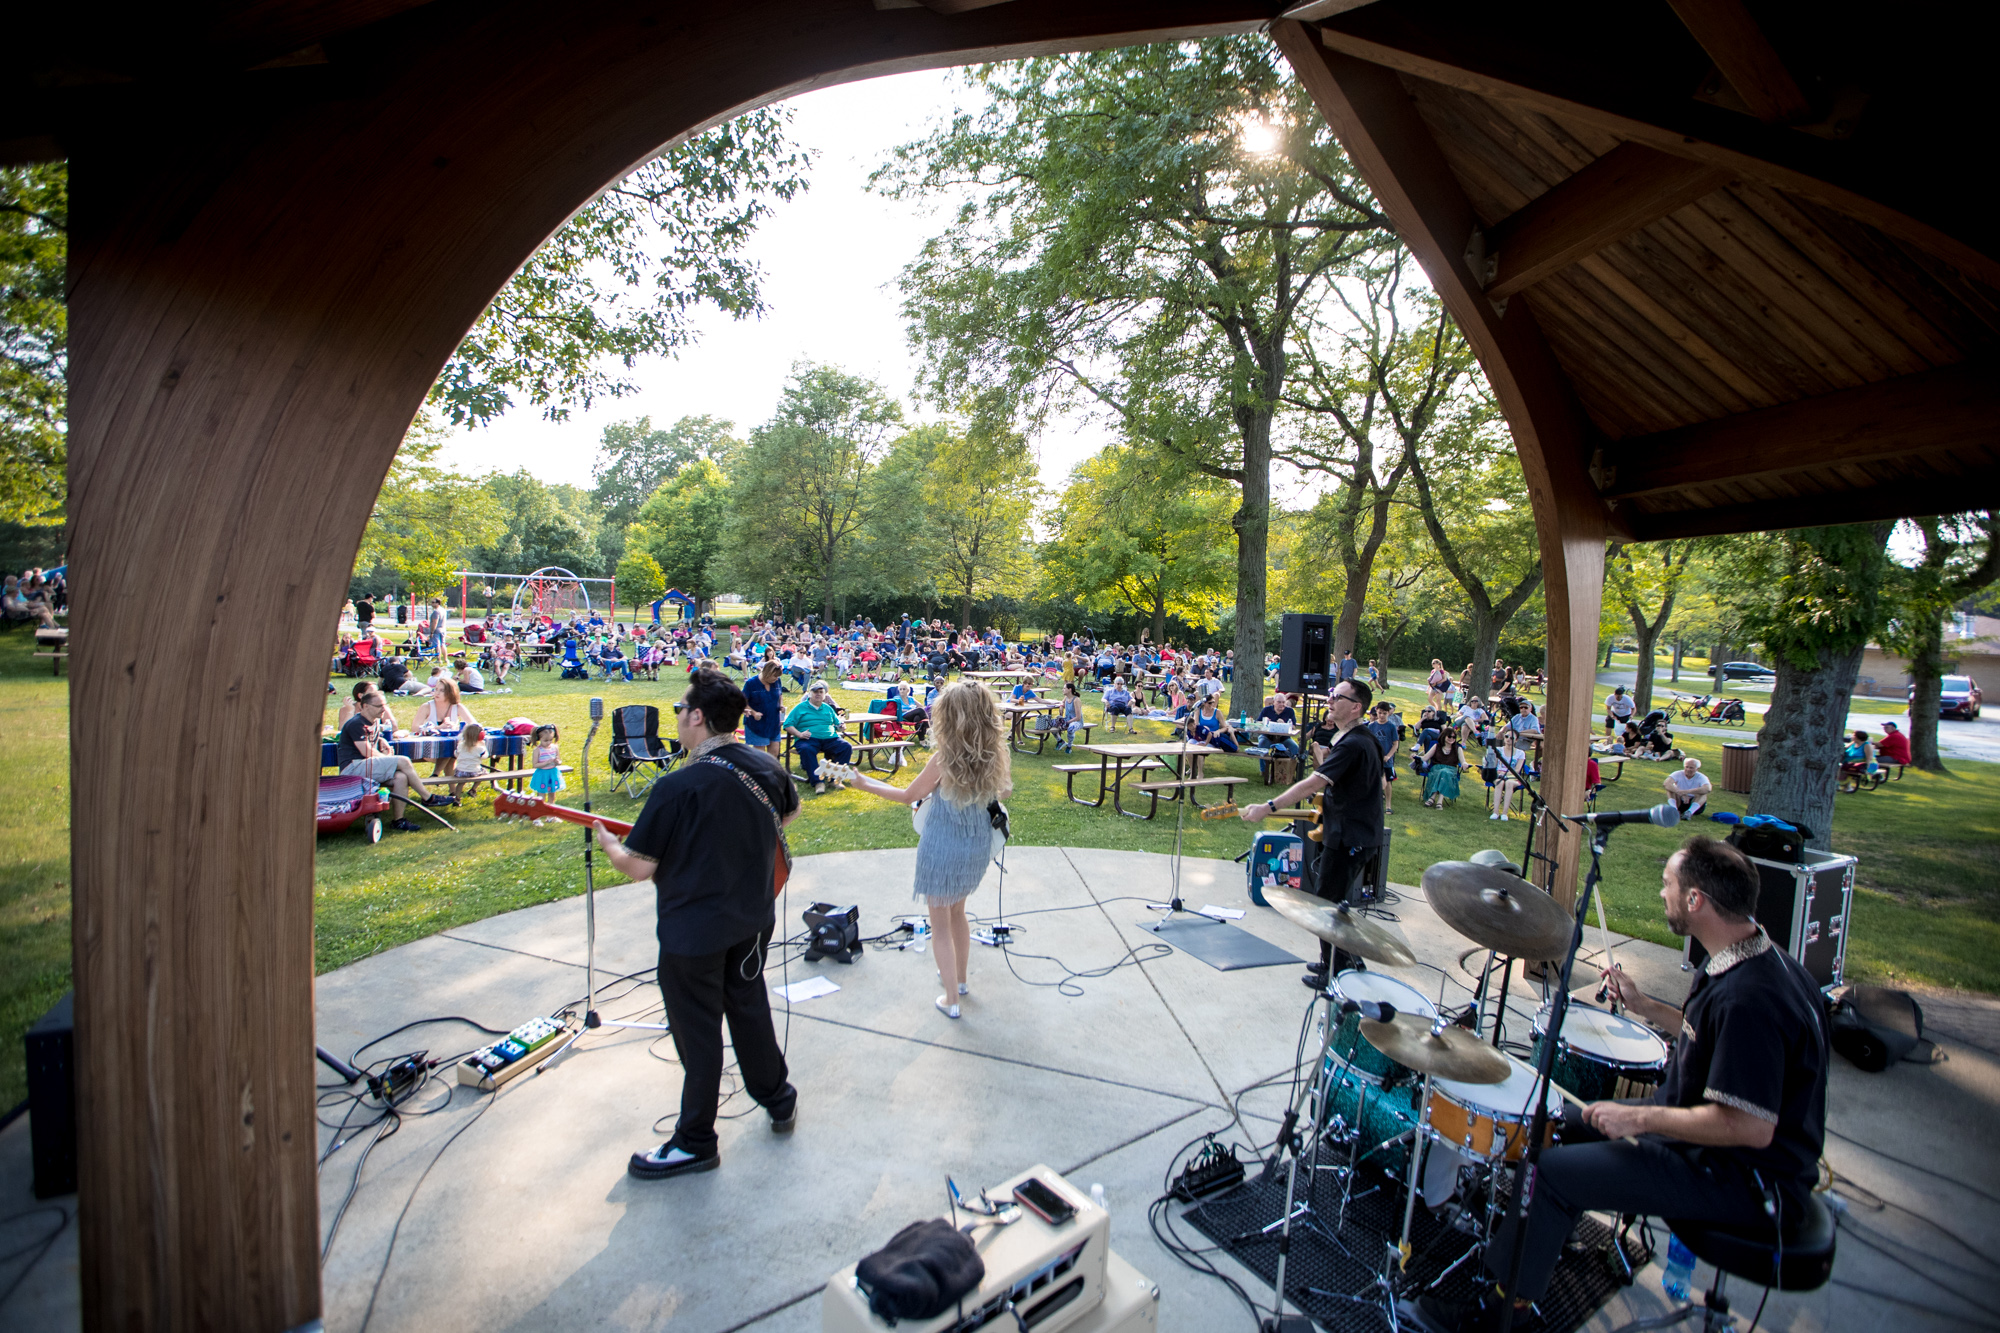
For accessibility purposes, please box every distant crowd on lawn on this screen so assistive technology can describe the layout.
[1,566,63,627]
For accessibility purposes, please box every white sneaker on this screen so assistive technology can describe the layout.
[935,996,961,1019]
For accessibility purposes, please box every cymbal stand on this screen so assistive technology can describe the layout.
[1257,980,1347,1331]
[1494,822,1614,1333]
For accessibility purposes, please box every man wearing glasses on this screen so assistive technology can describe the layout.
[1240,679,1383,987]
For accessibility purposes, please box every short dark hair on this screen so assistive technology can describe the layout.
[684,666,747,734]
[1338,680,1374,710]
[1676,836,1759,920]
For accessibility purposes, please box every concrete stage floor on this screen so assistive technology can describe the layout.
[4,847,1998,1332]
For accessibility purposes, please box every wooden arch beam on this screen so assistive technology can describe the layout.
[1274,19,1612,911]
[61,2,1268,1328]
[1312,2,2000,293]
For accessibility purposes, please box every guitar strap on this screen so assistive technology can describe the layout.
[699,755,793,890]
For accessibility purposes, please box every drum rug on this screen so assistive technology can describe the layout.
[1184,1142,1651,1332]
[1145,917,1304,971]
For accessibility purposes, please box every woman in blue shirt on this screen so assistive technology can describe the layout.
[742,660,785,756]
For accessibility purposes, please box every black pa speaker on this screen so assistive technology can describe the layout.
[1279,613,1334,697]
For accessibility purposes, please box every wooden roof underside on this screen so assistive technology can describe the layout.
[1307,0,2000,539]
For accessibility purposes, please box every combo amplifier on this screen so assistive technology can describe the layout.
[822,1165,1158,1333]
[1683,847,1855,988]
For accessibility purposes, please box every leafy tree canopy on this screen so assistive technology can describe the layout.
[591,413,740,568]
[626,456,731,603]
[0,164,66,526]
[430,110,811,428]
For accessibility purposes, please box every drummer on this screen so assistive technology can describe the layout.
[1238,679,1382,988]
[1423,836,1828,1331]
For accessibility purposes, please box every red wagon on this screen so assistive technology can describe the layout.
[317,774,390,843]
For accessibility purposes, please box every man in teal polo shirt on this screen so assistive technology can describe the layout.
[784,681,853,793]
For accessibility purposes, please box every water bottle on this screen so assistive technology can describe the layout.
[1090,1183,1107,1213]
[1662,1232,1696,1302]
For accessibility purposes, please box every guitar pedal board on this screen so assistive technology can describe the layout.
[456,1014,578,1090]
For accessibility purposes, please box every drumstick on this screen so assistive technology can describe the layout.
[1543,1076,1639,1144]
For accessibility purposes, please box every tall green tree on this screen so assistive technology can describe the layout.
[613,549,666,624]
[877,37,1395,716]
[718,364,903,618]
[0,164,65,526]
[1880,512,2000,772]
[1283,257,1481,662]
[1606,539,1703,714]
[431,112,809,429]
[1742,523,1896,847]
[466,471,603,578]
[626,457,732,605]
[926,425,1041,630]
[354,413,503,594]
[590,413,739,568]
[1405,422,1544,697]
[1042,447,1236,644]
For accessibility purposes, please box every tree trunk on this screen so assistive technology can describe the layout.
[1746,643,1866,850]
[1630,619,1660,715]
[1601,638,1614,669]
[1150,585,1169,646]
[1905,615,1947,772]
[1709,641,1730,684]
[1469,606,1504,707]
[1670,636,1683,684]
[1228,411,1273,720]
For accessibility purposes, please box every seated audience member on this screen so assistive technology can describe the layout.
[378,656,425,695]
[1257,692,1300,757]
[1485,737,1534,821]
[454,655,485,692]
[1664,756,1712,817]
[1102,676,1136,732]
[335,679,395,730]
[1010,678,1040,703]
[335,694,442,831]
[785,680,853,794]
[1875,721,1911,768]
[2,575,55,626]
[1187,697,1238,752]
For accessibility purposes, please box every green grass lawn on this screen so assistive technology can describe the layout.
[3,633,1996,1108]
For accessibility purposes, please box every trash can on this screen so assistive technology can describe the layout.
[1722,742,1758,794]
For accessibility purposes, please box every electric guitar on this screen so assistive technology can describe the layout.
[492,791,790,897]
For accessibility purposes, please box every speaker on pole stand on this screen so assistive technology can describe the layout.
[1279,613,1334,701]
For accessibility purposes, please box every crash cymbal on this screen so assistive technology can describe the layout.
[1358,1013,1513,1085]
[1264,887,1416,967]
[1421,861,1572,960]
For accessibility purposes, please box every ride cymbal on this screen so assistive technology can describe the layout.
[1264,886,1416,967]
[1357,1013,1513,1084]
[1421,861,1572,960]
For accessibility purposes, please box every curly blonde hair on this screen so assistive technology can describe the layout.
[930,681,1012,805]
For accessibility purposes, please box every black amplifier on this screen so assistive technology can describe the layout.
[26,990,75,1198]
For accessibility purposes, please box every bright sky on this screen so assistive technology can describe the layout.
[436,68,1119,494]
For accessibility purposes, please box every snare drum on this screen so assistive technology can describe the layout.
[1327,971,1439,1085]
[1532,1003,1669,1103]
[1423,1061,1561,1163]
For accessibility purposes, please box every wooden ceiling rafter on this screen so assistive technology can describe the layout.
[1663,0,1814,125]
[1310,6,2000,292]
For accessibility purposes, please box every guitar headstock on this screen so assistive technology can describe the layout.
[816,761,860,784]
[1198,802,1239,821]
[493,791,546,820]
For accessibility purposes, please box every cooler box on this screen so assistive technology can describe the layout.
[1247,831,1305,907]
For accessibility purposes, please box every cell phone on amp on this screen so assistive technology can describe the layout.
[1012,1176,1077,1225]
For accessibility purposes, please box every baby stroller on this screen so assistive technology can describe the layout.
[317,774,389,843]
[559,639,590,681]
[609,705,683,797]
[1705,697,1748,726]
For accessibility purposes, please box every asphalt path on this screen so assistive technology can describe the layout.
[1592,667,2000,763]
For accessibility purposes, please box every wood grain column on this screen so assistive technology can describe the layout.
[1276,21,1617,909]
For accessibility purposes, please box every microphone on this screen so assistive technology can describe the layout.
[1574,802,1681,829]
[589,696,604,721]
[1341,998,1398,1024]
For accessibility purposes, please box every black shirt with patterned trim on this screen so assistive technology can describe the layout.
[1653,928,1829,1203]
[624,742,800,957]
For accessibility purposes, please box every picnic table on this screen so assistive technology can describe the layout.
[998,699,1063,753]
[33,626,68,675]
[321,731,531,785]
[1062,740,1233,820]
[780,718,911,782]
[964,669,1036,690]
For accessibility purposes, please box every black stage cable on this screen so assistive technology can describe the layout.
[1827,1276,2000,1327]
[0,1204,70,1308]
[1145,1131,1266,1331]
[321,1115,398,1264]
[357,1086,500,1333]
[345,1016,511,1071]
[1826,1126,2000,1207]
[1828,1170,1999,1273]
[1833,1215,1997,1312]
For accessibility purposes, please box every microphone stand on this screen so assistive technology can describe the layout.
[582,699,669,1036]
[1493,820,1613,1333]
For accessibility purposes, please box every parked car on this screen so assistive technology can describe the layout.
[1708,660,1777,683]
[1910,674,1982,720]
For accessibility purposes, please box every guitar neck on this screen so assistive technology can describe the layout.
[494,792,632,835]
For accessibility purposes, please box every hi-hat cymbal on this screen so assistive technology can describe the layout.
[1264,887,1416,967]
[1358,1013,1512,1084]
[1421,861,1572,960]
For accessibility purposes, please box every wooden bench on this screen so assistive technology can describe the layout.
[436,765,573,796]
[1014,719,1091,756]
[34,650,68,676]
[1053,757,1162,805]
[1127,774,1250,819]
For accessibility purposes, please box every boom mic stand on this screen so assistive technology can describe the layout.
[582,696,668,1036]
[1491,819,1614,1333]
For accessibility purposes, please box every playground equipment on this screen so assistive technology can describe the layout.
[456,567,617,625]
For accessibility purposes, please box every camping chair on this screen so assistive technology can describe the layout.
[343,638,379,677]
[609,705,682,798]
[559,639,590,680]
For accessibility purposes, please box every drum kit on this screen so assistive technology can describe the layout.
[1255,861,1671,1328]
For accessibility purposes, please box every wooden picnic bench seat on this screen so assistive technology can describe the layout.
[1053,756,1163,804]
[1126,773,1249,819]
[440,765,572,792]
[34,650,69,675]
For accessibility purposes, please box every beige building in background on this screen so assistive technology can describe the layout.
[1856,611,2000,697]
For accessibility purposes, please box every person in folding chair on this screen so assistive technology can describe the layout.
[609,703,683,798]
[1419,836,1829,1332]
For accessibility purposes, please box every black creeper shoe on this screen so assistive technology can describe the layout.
[628,1140,719,1180]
